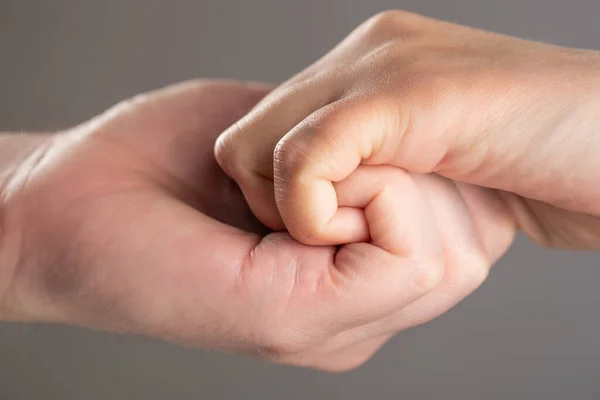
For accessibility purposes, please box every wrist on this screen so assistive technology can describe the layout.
[0,132,53,321]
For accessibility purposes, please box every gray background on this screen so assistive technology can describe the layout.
[1,0,600,399]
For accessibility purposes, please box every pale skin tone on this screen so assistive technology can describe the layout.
[0,10,600,372]
[0,80,465,371]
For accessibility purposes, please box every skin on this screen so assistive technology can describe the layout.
[2,10,600,372]
[0,80,474,372]
[216,10,600,252]
[213,10,600,369]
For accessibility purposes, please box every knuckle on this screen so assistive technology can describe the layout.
[250,323,307,361]
[174,78,214,93]
[273,140,326,245]
[364,10,408,31]
[452,253,491,291]
[360,10,422,39]
[273,102,346,182]
[214,129,244,178]
[273,138,311,183]
[467,258,491,289]
[213,134,230,167]
[412,255,445,293]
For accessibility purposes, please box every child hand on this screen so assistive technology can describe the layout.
[216,10,600,251]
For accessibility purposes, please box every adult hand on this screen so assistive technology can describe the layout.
[1,80,455,371]
[216,10,600,250]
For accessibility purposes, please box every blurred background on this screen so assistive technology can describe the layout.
[1,0,600,398]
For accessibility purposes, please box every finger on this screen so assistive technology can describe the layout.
[334,166,441,253]
[212,10,438,233]
[239,168,443,355]
[330,166,443,329]
[272,95,446,245]
[215,75,345,230]
[333,174,504,343]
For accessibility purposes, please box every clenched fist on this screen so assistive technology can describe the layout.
[216,10,600,251]
[1,80,487,371]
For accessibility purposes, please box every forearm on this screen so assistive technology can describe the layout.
[0,132,53,320]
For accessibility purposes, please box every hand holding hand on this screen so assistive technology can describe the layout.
[1,80,478,371]
[216,10,600,250]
